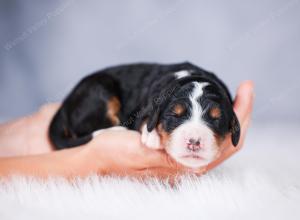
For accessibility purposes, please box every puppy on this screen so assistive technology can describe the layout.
[49,62,240,168]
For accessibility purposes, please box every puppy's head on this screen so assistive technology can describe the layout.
[146,75,240,168]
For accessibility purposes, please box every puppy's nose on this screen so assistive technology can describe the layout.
[186,138,201,152]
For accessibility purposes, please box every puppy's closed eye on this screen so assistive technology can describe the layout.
[172,103,186,116]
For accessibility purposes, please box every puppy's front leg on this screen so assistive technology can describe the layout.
[141,124,164,149]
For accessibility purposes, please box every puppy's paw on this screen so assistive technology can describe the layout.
[141,124,163,149]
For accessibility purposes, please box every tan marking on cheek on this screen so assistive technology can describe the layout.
[157,124,170,146]
[106,96,121,125]
[173,104,185,116]
[209,107,221,119]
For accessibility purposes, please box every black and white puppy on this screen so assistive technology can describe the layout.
[49,62,240,168]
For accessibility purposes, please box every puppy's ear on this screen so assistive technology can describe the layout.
[230,111,240,147]
[147,108,160,132]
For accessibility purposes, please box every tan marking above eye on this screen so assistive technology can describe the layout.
[209,107,221,119]
[172,103,185,116]
[106,96,121,125]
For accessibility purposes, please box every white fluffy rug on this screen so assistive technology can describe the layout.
[0,123,299,220]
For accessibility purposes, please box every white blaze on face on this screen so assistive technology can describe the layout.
[165,82,219,168]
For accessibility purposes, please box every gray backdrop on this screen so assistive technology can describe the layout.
[1,0,300,124]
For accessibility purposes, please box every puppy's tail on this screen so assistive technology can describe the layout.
[49,110,92,150]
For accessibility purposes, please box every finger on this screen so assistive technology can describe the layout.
[90,130,182,170]
[236,114,251,149]
[233,101,253,150]
[140,149,187,170]
[102,132,176,169]
[233,81,254,123]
